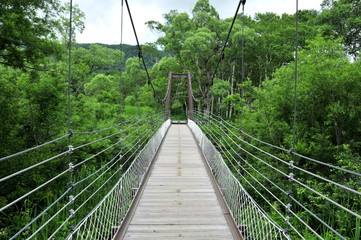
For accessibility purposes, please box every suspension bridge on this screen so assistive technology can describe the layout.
[1,0,361,239]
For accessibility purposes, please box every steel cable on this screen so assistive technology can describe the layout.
[213,117,361,195]
[124,0,160,102]
[8,187,72,240]
[203,122,341,239]
[196,115,360,238]
[197,111,361,177]
[0,150,69,183]
[0,168,69,212]
[73,126,155,213]
[0,134,69,162]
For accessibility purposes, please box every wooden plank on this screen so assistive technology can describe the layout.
[119,124,238,240]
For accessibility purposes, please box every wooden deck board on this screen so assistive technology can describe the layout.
[120,124,236,240]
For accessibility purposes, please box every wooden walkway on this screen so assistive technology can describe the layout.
[118,124,239,239]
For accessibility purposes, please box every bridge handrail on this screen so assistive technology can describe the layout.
[201,110,361,177]
[2,111,165,239]
[188,119,288,240]
[204,114,361,197]
[68,119,171,240]
[0,134,70,162]
[194,111,360,239]
[199,121,332,239]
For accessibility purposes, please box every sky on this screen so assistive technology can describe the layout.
[62,0,324,45]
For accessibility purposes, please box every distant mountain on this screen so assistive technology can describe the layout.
[76,43,164,71]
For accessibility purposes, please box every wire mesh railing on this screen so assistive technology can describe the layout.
[0,111,169,240]
[68,118,170,240]
[193,110,361,240]
[188,118,287,240]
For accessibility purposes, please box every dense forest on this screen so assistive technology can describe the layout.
[1,0,360,239]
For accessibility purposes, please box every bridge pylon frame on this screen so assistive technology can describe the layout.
[164,72,194,121]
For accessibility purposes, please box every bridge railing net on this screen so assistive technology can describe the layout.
[68,119,171,240]
[188,119,287,240]
[192,110,361,240]
[0,111,169,239]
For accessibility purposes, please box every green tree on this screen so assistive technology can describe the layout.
[0,0,64,68]
[147,0,224,112]
[319,0,361,59]
[71,44,123,95]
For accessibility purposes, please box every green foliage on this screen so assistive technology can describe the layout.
[2,0,361,238]
[0,1,85,69]
[319,0,361,59]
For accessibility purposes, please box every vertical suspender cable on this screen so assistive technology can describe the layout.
[118,0,125,186]
[240,1,246,130]
[293,1,299,149]
[67,0,75,235]
[67,1,73,138]
[241,2,245,85]
[119,0,124,115]
[287,0,299,238]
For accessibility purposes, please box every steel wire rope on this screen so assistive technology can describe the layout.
[208,118,361,217]
[9,187,72,240]
[293,152,361,177]
[206,123,332,239]
[72,127,155,214]
[72,138,123,169]
[72,112,160,135]
[73,135,145,198]
[217,118,358,225]
[201,110,289,151]
[1,118,150,183]
[0,134,69,162]
[287,0,300,234]
[47,215,72,240]
[124,0,160,102]
[73,150,122,188]
[202,124,289,212]
[73,123,122,135]
[212,116,361,195]
[289,195,347,240]
[203,112,361,199]
[161,76,172,103]
[66,0,75,233]
[199,123,298,239]
[71,120,169,232]
[212,0,246,81]
[292,177,361,219]
[72,131,122,151]
[199,122,284,221]
[72,136,138,187]
[199,110,361,177]
[213,121,361,219]
[0,150,69,183]
[0,168,69,212]
[25,198,72,239]
[200,124,314,239]
[120,0,124,114]
[72,134,150,216]
[71,120,151,169]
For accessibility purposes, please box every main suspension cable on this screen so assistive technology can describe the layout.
[124,0,160,102]
[212,0,246,81]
